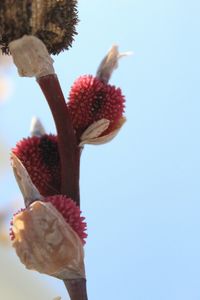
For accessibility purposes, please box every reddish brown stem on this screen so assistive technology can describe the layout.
[37,74,87,299]
[37,74,80,205]
[64,279,88,300]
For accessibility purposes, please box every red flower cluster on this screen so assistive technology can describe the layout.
[44,195,87,244]
[12,134,60,197]
[12,65,126,248]
[67,75,125,137]
[12,75,125,196]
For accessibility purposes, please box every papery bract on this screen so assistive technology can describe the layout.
[12,201,85,280]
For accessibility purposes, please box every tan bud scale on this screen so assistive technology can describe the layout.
[79,118,110,146]
[96,45,132,83]
[80,116,126,146]
[12,201,85,280]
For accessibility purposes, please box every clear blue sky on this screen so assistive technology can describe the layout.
[1,0,200,299]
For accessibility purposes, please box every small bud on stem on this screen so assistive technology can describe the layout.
[96,44,132,83]
[30,117,46,137]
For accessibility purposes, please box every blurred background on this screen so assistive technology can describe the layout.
[1,0,200,299]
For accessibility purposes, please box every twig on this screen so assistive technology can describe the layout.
[37,74,80,205]
[37,74,86,300]
[64,279,88,300]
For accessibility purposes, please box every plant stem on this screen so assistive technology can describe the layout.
[37,74,80,205]
[64,279,88,300]
[37,74,88,299]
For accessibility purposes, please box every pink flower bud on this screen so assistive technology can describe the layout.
[12,134,60,196]
[67,75,125,137]
[44,195,87,244]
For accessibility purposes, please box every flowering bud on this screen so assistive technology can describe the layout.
[12,134,61,197]
[67,45,130,144]
[12,201,85,280]
[67,75,125,138]
[44,195,87,244]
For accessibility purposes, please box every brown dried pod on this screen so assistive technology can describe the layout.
[12,201,85,280]
[0,0,78,55]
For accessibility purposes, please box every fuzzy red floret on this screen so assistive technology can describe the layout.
[12,135,61,197]
[44,195,87,244]
[67,75,125,135]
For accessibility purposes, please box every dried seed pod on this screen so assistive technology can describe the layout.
[0,0,78,55]
[12,201,85,280]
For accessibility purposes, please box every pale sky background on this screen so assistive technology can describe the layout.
[1,0,200,299]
